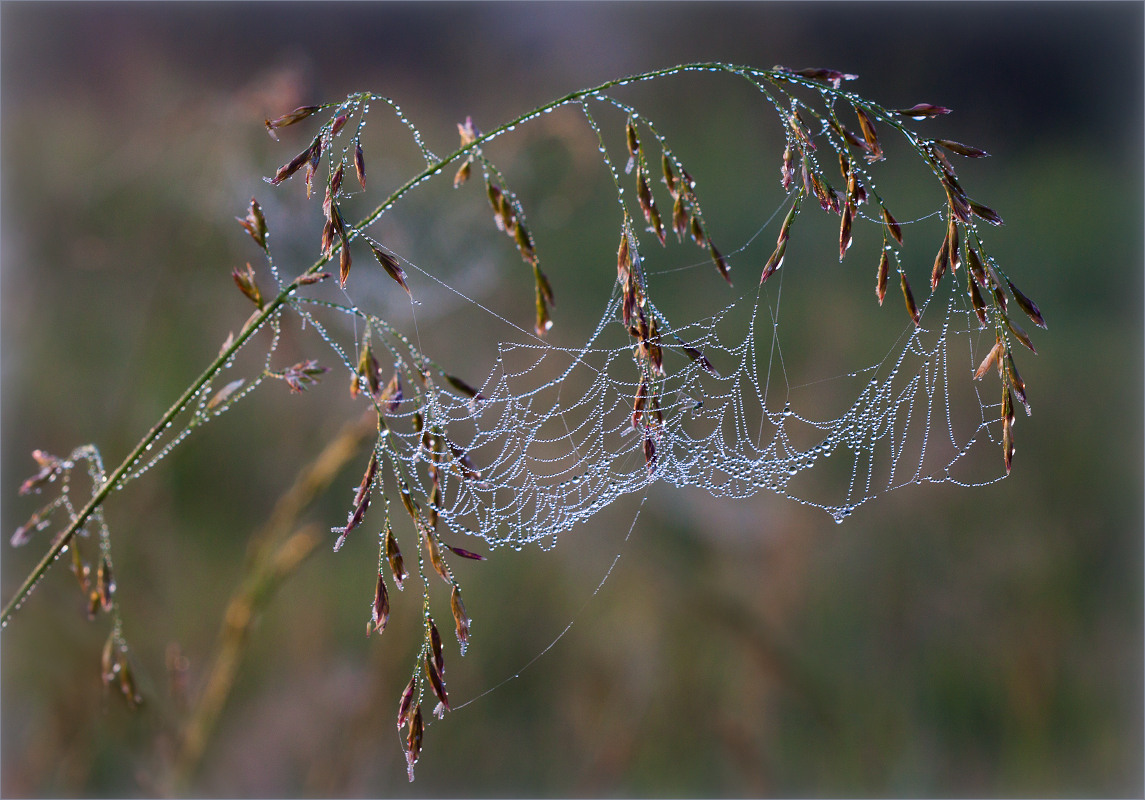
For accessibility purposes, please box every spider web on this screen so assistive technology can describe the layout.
[297,241,1005,553]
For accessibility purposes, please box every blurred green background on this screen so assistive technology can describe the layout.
[2,2,1141,796]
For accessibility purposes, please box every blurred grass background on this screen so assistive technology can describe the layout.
[2,2,1141,796]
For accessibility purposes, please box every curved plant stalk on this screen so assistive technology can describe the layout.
[171,411,376,792]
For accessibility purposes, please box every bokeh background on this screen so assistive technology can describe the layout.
[2,2,1142,797]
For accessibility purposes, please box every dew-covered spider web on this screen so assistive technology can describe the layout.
[289,232,1006,553]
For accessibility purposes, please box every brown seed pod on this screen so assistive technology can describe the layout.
[1005,351,1030,415]
[839,202,853,261]
[369,571,389,636]
[690,215,705,247]
[968,273,988,328]
[379,371,403,415]
[894,103,952,119]
[405,703,423,782]
[370,244,411,298]
[935,139,989,158]
[876,249,889,305]
[453,160,472,188]
[760,241,786,285]
[947,217,961,272]
[974,337,1004,381]
[450,586,470,647]
[854,106,884,162]
[678,339,718,377]
[425,654,450,713]
[232,262,263,309]
[422,525,450,585]
[444,544,487,560]
[1005,277,1047,329]
[662,153,677,196]
[966,245,987,287]
[643,434,657,474]
[901,273,920,326]
[931,233,949,292]
[1005,316,1038,354]
[265,105,321,140]
[101,632,116,686]
[339,242,352,289]
[969,200,1003,226]
[780,146,795,191]
[96,555,114,612]
[271,139,317,186]
[354,141,366,189]
[236,197,268,250]
[710,243,731,286]
[396,675,416,730]
[385,527,407,590]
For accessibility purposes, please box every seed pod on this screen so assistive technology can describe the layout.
[427,475,441,530]
[426,654,450,712]
[369,571,389,636]
[969,200,1003,226]
[636,165,655,224]
[854,106,884,162]
[935,139,989,158]
[207,378,245,411]
[118,656,142,708]
[710,243,731,286]
[625,119,640,174]
[631,377,647,430]
[643,434,657,474]
[662,153,677,196]
[839,202,853,260]
[968,273,988,328]
[931,234,949,292]
[966,245,987,287]
[617,228,631,283]
[385,527,407,590]
[901,273,920,326]
[330,163,344,198]
[789,67,857,88]
[422,526,450,585]
[265,105,321,139]
[780,146,795,190]
[101,632,116,686]
[690,215,705,247]
[451,586,470,647]
[270,141,315,186]
[671,193,687,242]
[304,139,321,199]
[947,217,961,272]
[514,218,536,264]
[232,262,263,309]
[678,339,718,377]
[894,103,952,119]
[430,619,445,677]
[294,272,330,287]
[944,181,972,224]
[444,374,481,402]
[974,337,1004,380]
[356,343,381,400]
[275,359,329,393]
[397,675,416,730]
[405,703,423,782]
[379,371,403,415]
[236,198,269,250]
[352,140,366,188]
[88,588,101,620]
[1005,351,1030,415]
[454,160,471,188]
[1005,277,1047,329]
[370,243,411,298]
[445,544,486,560]
[339,241,352,289]
[1005,316,1038,354]
[649,203,666,247]
[760,241,787,285]
[876,249,889,305]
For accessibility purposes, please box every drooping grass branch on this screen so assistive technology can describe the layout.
[6,61,1045,780]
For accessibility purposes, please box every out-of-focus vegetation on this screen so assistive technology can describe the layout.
[2,3,1141,796]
